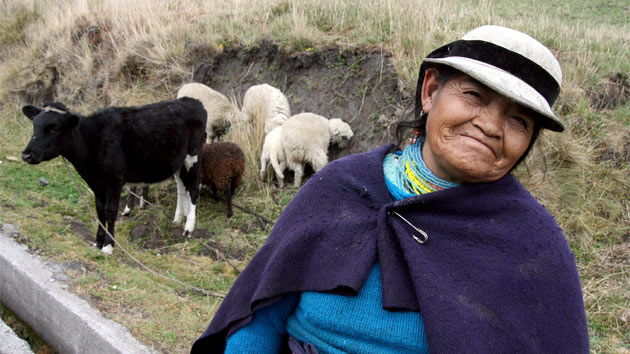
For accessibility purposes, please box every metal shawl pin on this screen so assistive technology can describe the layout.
[389,211,428,244]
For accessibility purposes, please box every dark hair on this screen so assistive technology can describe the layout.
[395,64,542,172]
[395,64,460,145]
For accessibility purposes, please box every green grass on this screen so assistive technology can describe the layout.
[0,0,629,353]
[494,0,630,27]
[0,4,38,48]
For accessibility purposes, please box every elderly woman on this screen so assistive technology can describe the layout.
[191,25,589,353]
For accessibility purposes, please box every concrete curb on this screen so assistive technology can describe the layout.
[0,223,158,354]
[0,317,33,354]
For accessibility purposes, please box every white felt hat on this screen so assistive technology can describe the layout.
[418,25,564,132]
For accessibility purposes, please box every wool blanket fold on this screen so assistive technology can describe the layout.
[191,144,588,354]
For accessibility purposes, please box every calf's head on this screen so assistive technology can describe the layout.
[21,103,79,164]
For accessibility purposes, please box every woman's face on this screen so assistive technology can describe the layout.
[420,69,536,184]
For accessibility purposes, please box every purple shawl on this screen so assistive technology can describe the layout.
[191,144,589,353]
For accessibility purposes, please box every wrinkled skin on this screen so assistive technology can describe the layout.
[420,69,536,184]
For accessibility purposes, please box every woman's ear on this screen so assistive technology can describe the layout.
[421,68,440,113]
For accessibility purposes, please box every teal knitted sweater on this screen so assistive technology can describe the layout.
[225,264,428,353]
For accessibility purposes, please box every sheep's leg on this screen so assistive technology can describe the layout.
[260,156,268,181]
[310,151,329,173]
[226,180,236,218]
[211,184,219,202]
[270,152,285,188]
[290,162,304,188]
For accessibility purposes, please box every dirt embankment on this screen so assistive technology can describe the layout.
[191,40,414,159]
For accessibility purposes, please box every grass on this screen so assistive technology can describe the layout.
[0,304,54,354]
[0,0,629,353]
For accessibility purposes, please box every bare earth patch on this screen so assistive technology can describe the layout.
[192,40,413,159]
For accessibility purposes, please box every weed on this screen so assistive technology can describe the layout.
[0,304,54,353]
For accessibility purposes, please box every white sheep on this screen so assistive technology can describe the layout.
[281,112,354,187]
[176,83,245,143]
[242,83,291,134]
[260,125,287,188]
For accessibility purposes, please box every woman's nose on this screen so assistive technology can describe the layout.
[473,103,506,138]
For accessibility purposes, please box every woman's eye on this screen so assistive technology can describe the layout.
[465,90,482,98]
[464,90,483,100]
[511,116,529,129]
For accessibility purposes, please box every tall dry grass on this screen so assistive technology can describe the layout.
[224,96,269,191]
[2,0,627,110]
[1,0,629,352]
[0,0,498,106]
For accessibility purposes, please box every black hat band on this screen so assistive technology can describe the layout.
[425,40,560,107]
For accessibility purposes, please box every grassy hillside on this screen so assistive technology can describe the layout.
[0,0,628,353]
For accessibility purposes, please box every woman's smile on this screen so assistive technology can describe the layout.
[456,133,498,157]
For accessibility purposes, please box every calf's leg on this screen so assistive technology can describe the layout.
[122,186,150,216]
[100,185,122,255]
[177,154,202,236]
[173,171,189,225]
[121,187,136,216]
[95,196,108,249]
[139,186,149,208]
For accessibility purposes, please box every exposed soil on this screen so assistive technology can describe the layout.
[192,40,413,160]
[597,139,630,168]
[588,72,630,110]
[66,216,94,244]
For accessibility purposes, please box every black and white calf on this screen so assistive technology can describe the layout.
[21,98,207,254]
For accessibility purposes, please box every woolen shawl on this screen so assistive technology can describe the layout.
[191,144,589,354]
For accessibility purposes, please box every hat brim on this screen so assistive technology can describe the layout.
[424,56,565,132]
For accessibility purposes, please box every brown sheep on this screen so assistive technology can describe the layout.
[201,142,245,217]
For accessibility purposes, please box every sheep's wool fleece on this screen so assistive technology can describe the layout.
[192,144,589,354]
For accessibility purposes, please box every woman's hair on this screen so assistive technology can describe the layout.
[395,64,543,172]
[395,64,460,144]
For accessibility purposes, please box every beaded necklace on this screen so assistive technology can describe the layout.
[395,139,460,194]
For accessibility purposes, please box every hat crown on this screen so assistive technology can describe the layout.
[461,25,562,86]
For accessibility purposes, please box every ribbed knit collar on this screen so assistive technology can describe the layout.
[384,139,460,200]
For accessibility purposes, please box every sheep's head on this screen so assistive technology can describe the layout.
[328,118,353,148]
[210,121,231,142]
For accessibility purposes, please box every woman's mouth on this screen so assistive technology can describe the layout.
[460,134,497,158]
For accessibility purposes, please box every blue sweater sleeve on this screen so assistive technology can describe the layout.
[225,293,300,353]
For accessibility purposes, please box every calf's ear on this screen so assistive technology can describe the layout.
[22,105,42,120]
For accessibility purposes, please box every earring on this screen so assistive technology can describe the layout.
[409,129,420,145]
[409,111,427,145]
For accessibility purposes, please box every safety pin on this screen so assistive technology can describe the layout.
[390,211,428,244]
